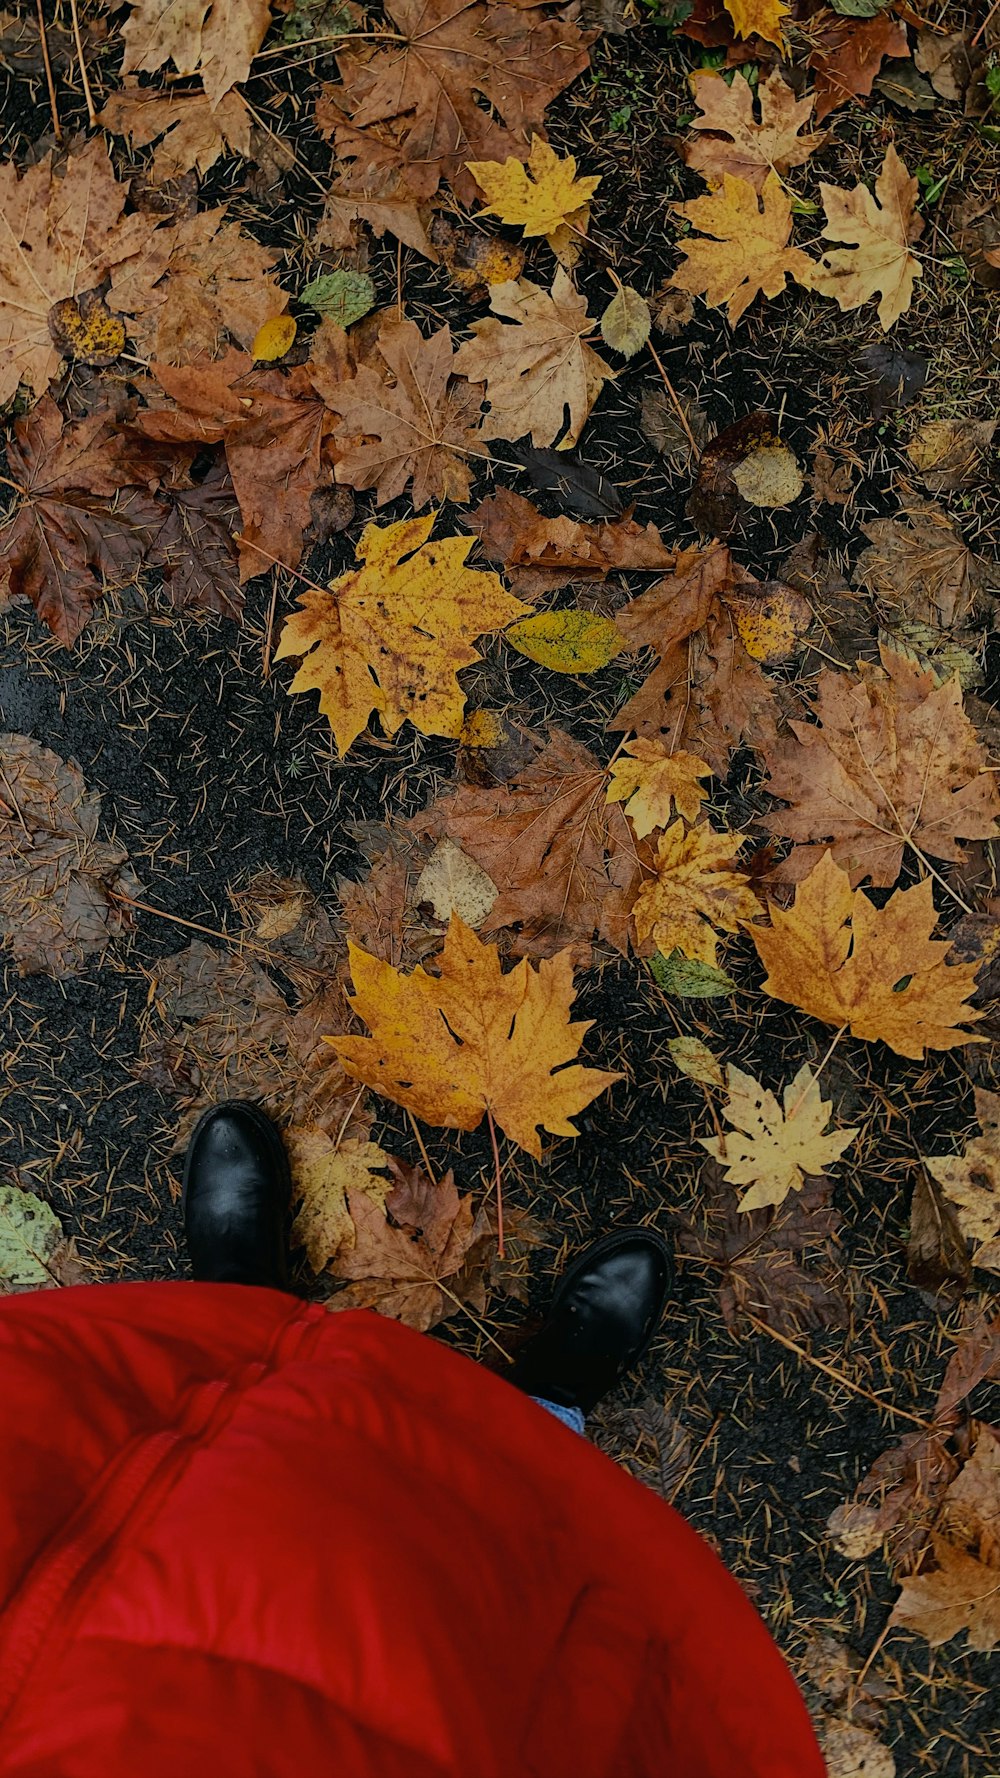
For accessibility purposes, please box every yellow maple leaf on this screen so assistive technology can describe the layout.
[670,171,814,325]
[274,513,528,757]
[724,0,789,49]
[606,739,712,836]
[328,915,621,1159]
[289,1132,392,1273]
[701,1062,859,1212]
[808,145,923,331]
[466,137,600,265]
[631,821,761,966]
[752,850,982,1059]
[922,1089,1000,1273]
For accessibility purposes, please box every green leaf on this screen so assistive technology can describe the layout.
[300,271,376,328]
[649,950,736,999]
[0,1184,66,1288]
[505,610,626,674]
[667,1036,725,1087]
[830,0,888,15]
[599,285,651,358]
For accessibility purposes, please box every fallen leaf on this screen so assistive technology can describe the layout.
[252,314,297,361]
[857,340,928,417]
[339,826,441,973]
[684,69,827,192]
[905,418,997,493]
[290,1133,392,1272]
[109,204,287,365]
[906,1168,971,1298]
[122,0,272,109]
[676,1163,849,1336]
[726,581,812,662]
[275,512,527,755]
[923,1089,1000,1275]
[654,289,695,335]
[413,728,645,960]
[505,609,626,673]
[731,439,803,507]
[0,140,155,407]
[751,850,983,1059]
[509,443,624,517]
[329,0,592,205]
[808,146,923,331]
[0,1184,84,1291]
[47,291,126,368]
[0,735,137,979]
[876,58,936,113]
[606,739,712,836]
[762,645,1000,887]
[640,387,711,467]
[327,317,484,507]
[649,951,736,998]
[942,1425,1000,1564]
[631,821,761,966]
[327,1166,491,1331]
[670,171,814,326]
[914,27,977,103]
[329,915,621,1157]
[723,0,787,47]
[97,85,252,183]
[427,214,526,299]
[821,1723,896,1778]
[469,486,674,598]
[808,11,911,123]
[600,285,651,358]
[668,1034,725,1087]
[467,137,599,263]
[147,459,244,619]
[810,446,852,506]
[300,269,376,325]
[853,505,986,633]
[457,708,539,787]
[701,1062,859,1211]
[451,269,614,449]
[891,1536,1000,1651]
[413,838,498,927]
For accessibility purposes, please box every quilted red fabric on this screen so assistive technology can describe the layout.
[0,1283,824,1777]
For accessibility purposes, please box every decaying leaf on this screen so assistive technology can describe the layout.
[467,137,599,263]
[808,11,910,123]
[329,915,621,1158]
[98,85,253,183]
[275,512,527,755]
[685,69,827,192]
[808,147,923,331]
[47,292,126,369]
[0,1183,85,1291]
[762,645,1000,887]
[413,838,499,928]
[731,440,803,508]
[905,418,997,494]
[290,1133,392,1272]
[821,1722,896,1778]
[121,0,272,109]
[853,505,986,635]
[599,286,651,358]
[810,446,852,507]
[907,1168,971,1299]
[606,739,712,837]
[505,609,626,673]
[891,1536,1000,1652]
[923,1089,1000,1275]
[640,387,711,467]
[701,1063,859,1212]
[670,171,814,326]
[667,1035,725,1088]
[452,270,614,449]
[428,214,526,300]
[469,486,674,598]
[752,851,983,1059]
[327,1163,493,1332]
[631,821,761,966]
[299,269,376,325]
[109,204,287,366]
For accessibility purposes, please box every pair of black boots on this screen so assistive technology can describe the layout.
[183,1103,670,1419]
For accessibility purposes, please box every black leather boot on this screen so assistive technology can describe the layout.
[510,1228,671,1418]
[182,1101,291,1290]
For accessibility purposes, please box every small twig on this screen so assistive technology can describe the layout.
[785,1024,848,1121]
[34,0,62,143]
[646,338,702,463]
[261,577,279,680]
[486,1105,505,1259]
[333,1087,367,1152]
[971,0,1000,47]
[68,0,97,127]
[406,1109,438,1186]
[747,1317,932,1428]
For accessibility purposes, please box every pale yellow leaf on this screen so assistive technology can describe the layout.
[631,820,761,967]
[668,1035,725,1087]
[414,839,498,928]
[731,441,803,507]
[289,1132,392,1273]
[606,739,712,836]
[701,1062,859,1211]
[505,609,626,673]
[600,286,651,358]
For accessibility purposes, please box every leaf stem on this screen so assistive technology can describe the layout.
[486,1104,505,1259]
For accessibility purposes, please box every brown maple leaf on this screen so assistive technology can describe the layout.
[413,728,646,961]
[685,69,827,192]
[109,206,286,367]
[762,645,1000,887]
[0,140,155,409]
[469,487,674,598]
[328,0,592,206]
[675,1162,848,1337]
[146,460,243,618]
[121,0,272,110]
[452,269,614,449]
[807,9,911,124]
[327,317,484,508]
[0,734,137,978]
[892,1537,1000,1651]
[0,398,167,644]
[853,504,986,636]
[98,84,253,184]
[327,1166,492,1332]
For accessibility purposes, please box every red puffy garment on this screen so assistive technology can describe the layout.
[0,1283,824,1777]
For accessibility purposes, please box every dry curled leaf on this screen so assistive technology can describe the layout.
[685,69,827,192]
[328,1164,492,1332]
[923,1089,1000,1275]
[98,85,253,183]
[905,417,997,493]
[701,1063,858,1212]
[808,146,923,331]
[121,0,272,110]
[631,821,761,966]
[606,740,712,837]
[752,850,982,1059]
[329,915,621,1158]
[469,486,674,599]
[670,171,813,326]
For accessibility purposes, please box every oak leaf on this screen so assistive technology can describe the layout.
[328,0,592,205]
[327,318,484,507]
[723,0,787,48]
[469,486,674,598]
[631,820,761,966]
[751,850,982,1059]
[0,734,136,978]
[121,0,271,109]
[701,1063,858,1212]
[606,739,712,836]
[327,1165,492,1332]
[108,206,287,366]
[412,728,646,960]
[329,915,621,1158]
[808,147,923,331]
[467,137,599,264]
[0,140,155,408]
[685,70,827,192]
[274,513,527,756]
[923,1089,1000,1274]
[762,645,1000,887]
[891,1537,1000,1651]
[98,85,252,182]
[670,171,813,326]
[451,269,614,449]
[808,12,911,124]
